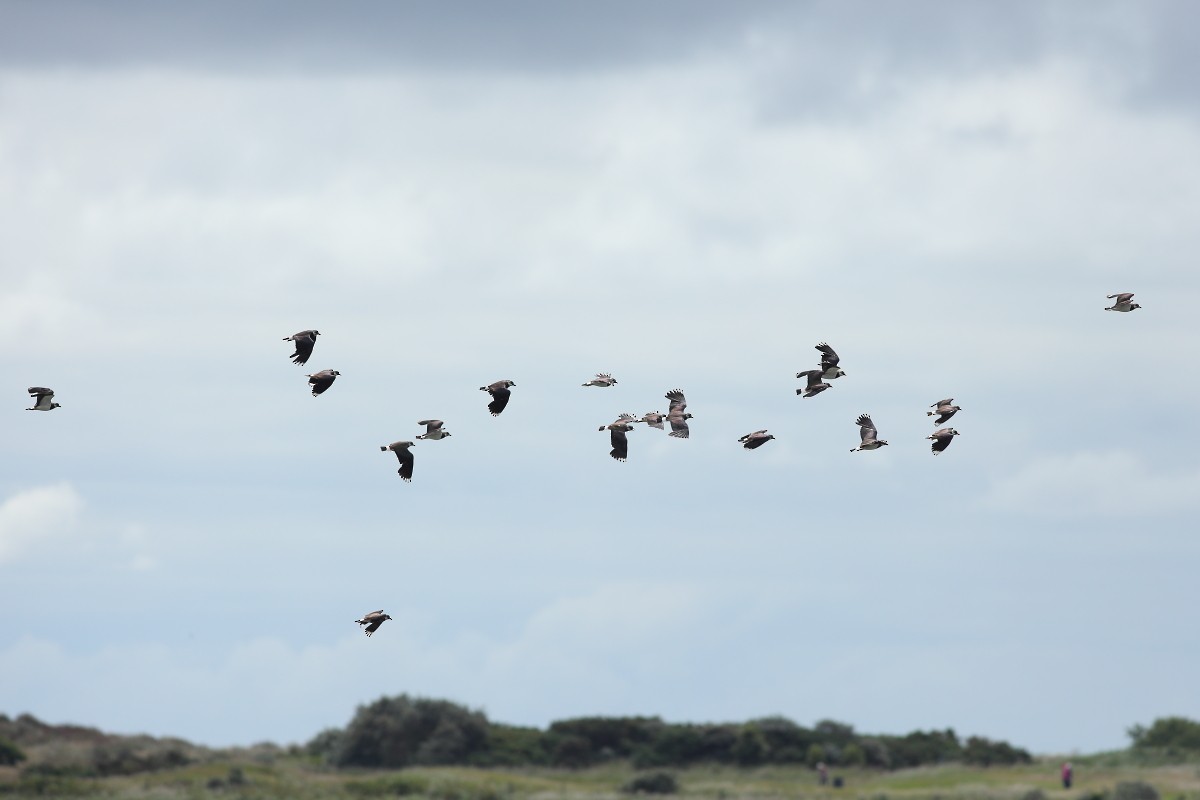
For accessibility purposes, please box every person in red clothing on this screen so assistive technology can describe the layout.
[1061,762,1073,789]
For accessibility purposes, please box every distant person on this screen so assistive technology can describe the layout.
[1061,762,1073,789]
[817,762,828,786]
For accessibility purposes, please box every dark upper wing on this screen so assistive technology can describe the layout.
[364,619,383,634]
[290,332,317,365]
[309,372,335,394]
[935,408,958,424]
[668,415,690,438]
[1108,293,1135,302]
[487,387,511,416]
[930,431,953,452]
[815,342,840,368]
[665,390,686,412]
[28,387,54,397]
[931,398,953,408]
[609,426,630,461]
[396,448,415,481]
[799,370,823,388]
[418,419,444,433]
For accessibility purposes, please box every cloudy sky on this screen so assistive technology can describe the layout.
[3,1,1198,756]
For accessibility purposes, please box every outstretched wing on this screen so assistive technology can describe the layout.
[395,448,415,482]
[418,419,444,433]
[798,370,824,388]
[487,387,511,416]
[931,398,954,408]
[1107,293,1135,303]
[856,414,878,443]
[288,331,318,365]
[665,389,686,412]
[815,342,840,368]
[609,426,630,461]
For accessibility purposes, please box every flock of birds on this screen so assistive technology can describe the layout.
[22,293,1142,639]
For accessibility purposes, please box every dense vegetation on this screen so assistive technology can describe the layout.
[305,694,1032,770]
[4,705,1200,800]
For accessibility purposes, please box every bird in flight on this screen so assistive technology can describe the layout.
[665,390,692,438]
[416,420,451,440]
[582,373,618,387]
[380,440,415,481]
[26,387,61,411]
[928,427,960,455]
[850,414,889,452]
[480,380,516,416]
[739,430,775,450]
[599,413,637,461]
[306,369,340,396]
[1105,293,1141,312]
[283,330,320,365]
[355,610,392,637]
[796,370,832,398]
[814,342,847,379]
[928,398,961,425]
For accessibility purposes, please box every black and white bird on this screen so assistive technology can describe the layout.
[354,610,392,637]
[738,430,775,450]
[283,330,320,365]
[814,342,847,379]
[380,441,415,481]
[1105,292,1141,312]
[306,369,340,396]
[26,387,61,411]
[599,413,636,461]
[928,427,960,455]
[638,411,666,430]
[480,380,516,416]
[416,420,451,440]
[665,390,692,438]
[582,373,618,387]
[928,398,961,425]
[796,370,832,397]
[851,414,889,452]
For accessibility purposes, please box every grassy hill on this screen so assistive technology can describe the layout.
[4,754,1200,800]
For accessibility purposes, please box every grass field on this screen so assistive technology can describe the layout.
[4,756,1200,800]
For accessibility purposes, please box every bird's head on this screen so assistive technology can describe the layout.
[1131,303,1142,310]
[879,440,890,447]
[332,370,341,376]
[383,614,393,621]
[684,413,694,420]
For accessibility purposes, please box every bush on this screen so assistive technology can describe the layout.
[333,695,490,768]
[962,736,1032,766]
[1113,782,1160,800]
[731,727,767,766]
[1022,789,1048,800]
[841,743,866,767]
[0,738,25,766]
[622,772,678,794]
[1129,718,1200,753]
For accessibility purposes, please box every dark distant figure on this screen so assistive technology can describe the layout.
[1061,762,1073,789]
[832,776,843,789]
[817,762,828,786]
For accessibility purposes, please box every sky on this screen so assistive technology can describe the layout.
[2,1,1199,756]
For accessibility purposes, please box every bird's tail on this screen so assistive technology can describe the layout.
[379,446,388,451]
[926,411,934,416]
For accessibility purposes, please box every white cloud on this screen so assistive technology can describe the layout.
[985,450,1200,516]
[0,483,83,563]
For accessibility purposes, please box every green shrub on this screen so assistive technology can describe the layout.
[1129,718,1200,753]
[622,772,679,794]
[0,738,26,766]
